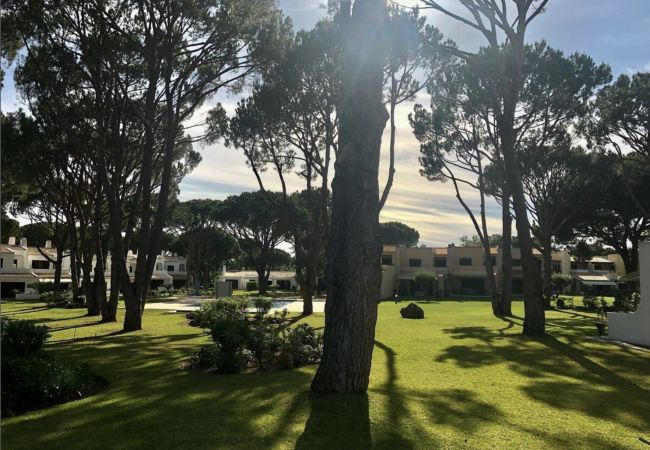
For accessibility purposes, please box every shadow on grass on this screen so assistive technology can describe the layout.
[295,393,371,449]
[436,317,650,431]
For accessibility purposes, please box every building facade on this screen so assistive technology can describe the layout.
[219,268,299,291]
[0,237,188,298]
[380,244,626,299]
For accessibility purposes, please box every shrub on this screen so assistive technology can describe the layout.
[247,319,283,368]
[28,281,57,294]
[192,297,250,329]
[251,297,273,319]
[41,291,67,307]
[613,291,640,312]
[245,280,258,291]
[279,324,323,369]
[582,295,607,311]
[1,354,98,416]
[550,272,572,295]
[188,345,252,374]
[555,296,574,309]
[1,319,50,355]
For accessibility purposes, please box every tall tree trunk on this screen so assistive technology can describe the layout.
[302,259,315,315]
[542,234,553,310]
[311,0,388,394]
[67,220,82,305]
[53,249,63,293]
[104,250,120,322]
[257,268,269,295]
[499,36,544,336]
[484,249,498,313]
[499,191,513,316]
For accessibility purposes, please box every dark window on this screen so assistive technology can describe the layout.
[167,265,175,272]
[382,255,393,265]
[434,257,446,268]
[571,263,577,270]
[512,259,522,267]
[552,262,561,273]
[13,259,17,267]
[460,278,484,294]
[31,260,49,269]
[409,259,422,267]
[593,264,602,270]
[0,258,3,268]
[459,258,472,266]
[129,266,133,273]
[156,263,162,271]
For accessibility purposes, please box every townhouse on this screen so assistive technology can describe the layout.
[219,267,299,291]
[0,237,188,298]
[380,244,626,299]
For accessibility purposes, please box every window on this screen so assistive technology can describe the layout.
[552,262,561,273]
[129,265,133,273]
[179,264,186,271]
[593,264,602,270]
[484,256,496,266]
[409,258,422,267]
[512,259,522,267]
[167,265,175,272]
[381,255,393,265]
[571,263,577,270]
[459,257,472,266]
[0,258,3,268]
[156,263,162,271]
[13,259,17,267]
[434,257,446,268]
[31,260,49,269]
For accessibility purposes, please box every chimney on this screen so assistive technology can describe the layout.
[8,237,16,245]
[45,240,52,249]
[222,265,227,275]
[20,237,27,247]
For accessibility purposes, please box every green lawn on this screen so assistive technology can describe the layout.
[1,299,649,449]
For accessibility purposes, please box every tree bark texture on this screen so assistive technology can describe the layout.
[311,0,388,394]
[499,191,513,316]
[498,35,544,335]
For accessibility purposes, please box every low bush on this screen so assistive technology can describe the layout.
[1,354,98,416]
[245,280,258,291]
[188,345,252,374]
[582,295,607,311]
[555,296,574,309]
[278,323,323,369]
[0,318,102,416]
[191,297,250,329]
[1,318,50,355]
[613,291,640,312]
[189,302,322,374]
[28,281,57,294]
[251,297,273,319]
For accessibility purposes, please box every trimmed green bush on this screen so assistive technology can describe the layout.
[582,295,607,311]
[192,297,250,329]
[251,297,273,319]
[613,291,640,312]
[1,318,50,355]
[245,280,258,291]
[278,324,323,369]
[1,354,98,416]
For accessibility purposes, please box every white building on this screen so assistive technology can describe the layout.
[219,267,298,291]
[0,237,188,298]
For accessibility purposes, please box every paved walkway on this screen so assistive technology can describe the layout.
[145,296,325,313]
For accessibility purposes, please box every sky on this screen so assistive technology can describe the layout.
[2,0,649,247]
